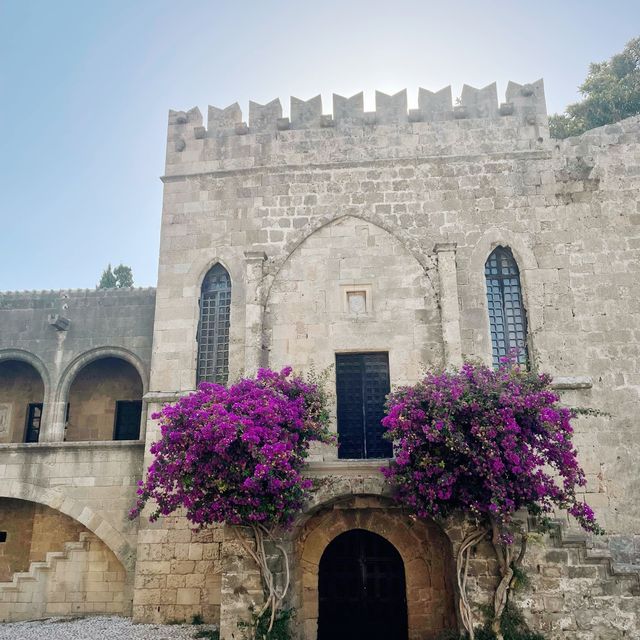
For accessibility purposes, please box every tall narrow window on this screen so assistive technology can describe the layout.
[485,247,528,366]
[197,264,231,385]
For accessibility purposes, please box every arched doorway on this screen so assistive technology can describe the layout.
[318,529,408,640]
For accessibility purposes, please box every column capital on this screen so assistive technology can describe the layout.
[433,242,457,254]
[244,250,267,263]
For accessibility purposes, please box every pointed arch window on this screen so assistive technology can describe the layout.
[484,247,528,367]
[197,264,231,385]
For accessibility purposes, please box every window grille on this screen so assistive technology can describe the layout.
[484,247,528,367]
[197,264,231,385]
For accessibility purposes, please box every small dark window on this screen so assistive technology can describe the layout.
[24,403,43,443]
[197,264,232,385]
[485,247,528,367]
[0,532,7,543]
[113,401,142,441]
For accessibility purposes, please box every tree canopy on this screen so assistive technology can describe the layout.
[97,263,134,289]
[550,36,640,139]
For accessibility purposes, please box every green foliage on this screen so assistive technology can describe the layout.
[550,36,640,138]
[113,263,134,287]
[239,608,295,640]
[193,629,220,640]
[477,601,546,640]
[509,564,530,592]
[97,263,134,289]
[191,613,204,625]
[98,264,117,289]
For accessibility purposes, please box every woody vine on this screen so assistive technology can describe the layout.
[131,361,601,640]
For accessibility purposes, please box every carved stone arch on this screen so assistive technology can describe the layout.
[0,348,51,396]
[466,228,542,365]
[184,248,247,385]
[295,492,457,640]
[48,347,148,442]
[263,212,437,307]
[0,479,135,572]
[56,346,149,403]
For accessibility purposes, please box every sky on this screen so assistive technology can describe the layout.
[0,0,638,291]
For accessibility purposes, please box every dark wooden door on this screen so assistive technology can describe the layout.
[24,403,43,443]
[318,529,408,640]
[336,352,392,459]
[113,400,142,440]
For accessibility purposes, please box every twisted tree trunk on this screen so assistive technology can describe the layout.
[456,527,488,639]
[489,518,528,640]
[234,524,290,639]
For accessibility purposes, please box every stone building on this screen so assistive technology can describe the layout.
[0,80,639,638]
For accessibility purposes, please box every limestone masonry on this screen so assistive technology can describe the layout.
[0,81,639,639]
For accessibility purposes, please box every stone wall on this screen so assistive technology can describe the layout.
[0,532,127,621]
[0,499,35,581]
[0,287,155,442]
[132,515,222,624]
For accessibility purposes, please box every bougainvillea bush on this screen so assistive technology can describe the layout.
[130,367,333,528]
[382,361,601,536]
[382,361,602,639]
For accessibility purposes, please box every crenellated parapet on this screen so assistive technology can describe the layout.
[166,80,546,147]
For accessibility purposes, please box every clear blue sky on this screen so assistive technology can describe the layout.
[1,0,638,291]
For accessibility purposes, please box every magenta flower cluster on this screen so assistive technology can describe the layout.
[130,368,333,529]
[382,362,601,535]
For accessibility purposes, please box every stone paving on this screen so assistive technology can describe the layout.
[0,616,218,640]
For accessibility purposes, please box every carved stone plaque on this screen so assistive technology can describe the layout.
[0,403,12,436]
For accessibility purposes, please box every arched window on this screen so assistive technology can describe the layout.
[197,264,231,385]
[484,247,528,367]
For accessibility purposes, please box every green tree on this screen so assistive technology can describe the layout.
[550,36,640,139]
[97,264,117,289]
[113,264,134,288]
[97,263,134,289]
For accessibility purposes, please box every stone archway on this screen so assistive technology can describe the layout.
[317,528,408,640]
[295,496,457,640]
[0,479,135,572]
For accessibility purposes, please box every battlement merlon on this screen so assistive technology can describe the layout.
[165,80,546,146]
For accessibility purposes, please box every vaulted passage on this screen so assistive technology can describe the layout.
[0,360,45,443]
[66,357,143,441]
[318,529,408,640]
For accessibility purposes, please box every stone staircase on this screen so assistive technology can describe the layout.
[518,521,640,638]
[0,531,126,622]
[550,521,640,590]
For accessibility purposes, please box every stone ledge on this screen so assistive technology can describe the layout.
[0,440,145,452]
[551,376,593,390]
[144,390,195,403]
[306,459,389,476]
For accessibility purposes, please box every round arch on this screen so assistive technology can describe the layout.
[0,349,50,396]
[56,346,149,405]
[262,212,438,308]
[49,347,148,442]
[317,528,408,640]
[296,496,457,640]
[0,479,135,572]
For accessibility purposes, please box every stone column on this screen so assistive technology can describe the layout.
[39,391,64,442]
[434,243,463,368]
[244,251,267,376]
